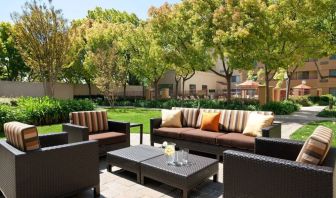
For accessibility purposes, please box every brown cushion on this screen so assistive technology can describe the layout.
[89,132,126,146]
[70,111,108,133]
[172,107,199,128]
[216,133,255,150]
[4,121,40,151]
[153,127,195,139]
[180,129,223,144]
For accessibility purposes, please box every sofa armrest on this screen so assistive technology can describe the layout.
[108,120,130,145]
[262,121,281,138]
[62,123,89,143]
[223,150,334,198]
[14,140,99,197]
[150,118,162,131]
[39,132,68,148]
[255,137,304,160]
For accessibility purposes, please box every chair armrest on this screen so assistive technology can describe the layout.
[262,121,281,138]
[150,118,162,133]
[255,137,304,160]
[39,132,68,148]
[108,120,130,145]
[62,123,89,143]
[223,150,334,198]
[14,141,100,197]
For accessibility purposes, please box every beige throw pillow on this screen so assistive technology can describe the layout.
[161,110,182,128]
[243,112,274,137]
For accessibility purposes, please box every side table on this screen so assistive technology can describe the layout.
[130,123,143,144]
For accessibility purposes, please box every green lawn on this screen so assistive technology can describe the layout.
[1,108,161,138]
[290,120,336,147]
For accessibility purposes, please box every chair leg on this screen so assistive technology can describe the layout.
[94,185,100,197]
[107,164,112,173]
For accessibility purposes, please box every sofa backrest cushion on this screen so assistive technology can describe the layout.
[161,109,182,128]
[196,109,273,133]
[172,107,199,128]
[296,126,333,165]
[70,111,108,133]
[4,121,40,151]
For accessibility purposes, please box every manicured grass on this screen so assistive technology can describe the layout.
[0,108,161,138]
[290,120,336,147]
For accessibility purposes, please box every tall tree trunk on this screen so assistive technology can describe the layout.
[226,75,232,101]
[265,76,270,103]
[88,83,92,98]
[175,80,179,99]
[154,81,159,100]
[142,83,145,99]
[182,80,186,100]
[123,83,127,99]
[285,76,292,100]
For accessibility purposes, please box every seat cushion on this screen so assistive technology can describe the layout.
[181,129,224,144]
[153,127,195,139]
[216,133,255,150]
[89,132,126,146]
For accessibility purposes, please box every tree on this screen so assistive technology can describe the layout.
[0,22,30,81]
[129,24,170,100]
[12,0,70,96]
[67,7,140,98]
[84,22,128,105]
[179,0,257,101]
[148,3,212,98]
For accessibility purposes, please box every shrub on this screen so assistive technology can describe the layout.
[317,107,336,117]
[0,97,95,133]
[308,94,334,106]
[289,96,313,106]
[261,100,300,115]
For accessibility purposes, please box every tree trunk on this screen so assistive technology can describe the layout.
[182,80,186,100]
[86,81,92,98]
[225,75,232,101]
[285,76,292,100]
[142,84,145,99]
[265,76,270,103]
[154,81,159,100]
[123,84,127,99]
[175,80,179,99]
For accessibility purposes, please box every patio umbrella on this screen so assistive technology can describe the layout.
[237,80,261,89]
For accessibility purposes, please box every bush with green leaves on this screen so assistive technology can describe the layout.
[289,96,313,106]
[317,107,336,117]
[0,97,95,133]
[308,95,335,106]
[261,100,300,115]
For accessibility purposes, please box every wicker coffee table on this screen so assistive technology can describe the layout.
[141,154,218,198]
[106,145,164,183]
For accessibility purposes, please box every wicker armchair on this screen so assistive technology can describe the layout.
[63,111,130,156]
[223,137,336,198]
[0,132,100,198]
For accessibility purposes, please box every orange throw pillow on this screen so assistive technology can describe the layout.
[200,112,221,132]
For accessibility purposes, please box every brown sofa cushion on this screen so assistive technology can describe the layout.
[181,129,223,144]
[216,133,255,150]
[153,127,195,139]
[70,111,108,133]
[172,107,199,128]
[89,132,126,146]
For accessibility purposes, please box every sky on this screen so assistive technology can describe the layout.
[0,0,181,22]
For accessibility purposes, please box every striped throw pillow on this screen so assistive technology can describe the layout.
[296,126,333,165]
[4,121,40,151]
[70,111,109,133]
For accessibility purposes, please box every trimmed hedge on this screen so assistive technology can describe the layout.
[0,97,95,132]
[308,95,334,106]
[317,107,336,117]
[261,100,300,115]
[289,96,313,106]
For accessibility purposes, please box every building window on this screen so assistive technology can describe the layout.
[310,71,318,79]
[330,69,336,77]
[329,55,336,60]
[189,84,196,95]
[231,75,240,83]
[330,88,336,96]
[297,71,309,80]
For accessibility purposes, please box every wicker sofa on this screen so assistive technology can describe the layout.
[150,107,281,158]
[223,137,336,198]
[62,111,130,156]
[0,132,100,198]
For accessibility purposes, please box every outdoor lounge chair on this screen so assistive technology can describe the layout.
[0,122,100,198]
[63,110,130,156]
[223,137,336,198]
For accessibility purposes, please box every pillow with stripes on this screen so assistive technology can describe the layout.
[296,126,333,165]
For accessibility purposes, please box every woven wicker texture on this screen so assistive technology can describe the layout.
[108,145,163,162]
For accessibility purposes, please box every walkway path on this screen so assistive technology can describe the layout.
[275,106,333,138]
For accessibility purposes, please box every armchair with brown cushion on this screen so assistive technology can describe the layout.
[62,111,130,156]
[0,122,100,198]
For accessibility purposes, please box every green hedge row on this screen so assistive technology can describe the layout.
[289,95,335,106]
[0,97,95,132]
[115,98,299,115]
[317,107,336,118]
